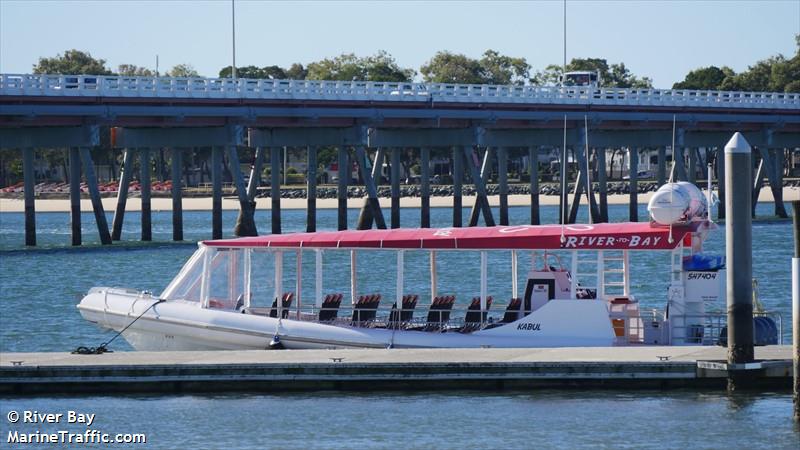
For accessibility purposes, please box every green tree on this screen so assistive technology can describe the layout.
[286,63,308,80]
[715,35,799,92]
[307,51,413,82]
[218,65,264,78]
[167,64,199,77]
[672,66,735,90]
[33,49,112,75]
[479,50,530,85]
[420,51,483,84]
[117,64,155,77]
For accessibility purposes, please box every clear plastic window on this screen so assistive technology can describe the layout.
[161,246,207,302]
[206,248,246,310]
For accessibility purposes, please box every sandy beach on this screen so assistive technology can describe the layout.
[1,188,796,213]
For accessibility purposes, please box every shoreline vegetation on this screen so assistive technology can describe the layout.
[1,187,795,213]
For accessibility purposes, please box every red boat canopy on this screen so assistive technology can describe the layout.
[203,222,694,251]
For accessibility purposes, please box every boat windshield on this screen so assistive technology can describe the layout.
[161,246,207,302]
[161,246,246,309]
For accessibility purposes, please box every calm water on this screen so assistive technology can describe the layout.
[1,202,797,448]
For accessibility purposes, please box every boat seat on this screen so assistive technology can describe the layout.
[351,294,381,326]
[459,296,493,333]
[408,295,455,332]
[387,294,419,329]
[318,293,343,322]
[500,298,522,323]
[269,292,294,318]
[483,298,521,329]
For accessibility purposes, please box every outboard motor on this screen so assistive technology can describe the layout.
[647,182,708,225]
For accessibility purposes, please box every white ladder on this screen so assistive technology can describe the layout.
[600,250,629,299]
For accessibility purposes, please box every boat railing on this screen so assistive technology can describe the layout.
[612,311,783,346]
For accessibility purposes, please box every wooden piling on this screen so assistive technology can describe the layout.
[79,147,112,245]
[529,146,539,225]
[171,148,183,241]
[629,147,639,222]
[111,149,133,241]
[22,148,35,246]
[337,146,348,231]
[453,146,463,227]
[498,146,509,226]
[306,146,317,232]
[211,146,223,240]
[391,147,401,229]
[597,147,608,222]
[420,147,431,228]
[270,146,281,234]
[69,147,81,246]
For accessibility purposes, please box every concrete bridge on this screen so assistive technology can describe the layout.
[1,74,798,246]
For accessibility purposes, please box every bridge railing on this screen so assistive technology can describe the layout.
[2,74,799,109]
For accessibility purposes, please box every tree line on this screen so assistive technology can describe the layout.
[29,35,799,92]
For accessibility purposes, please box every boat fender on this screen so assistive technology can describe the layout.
[268,335,285,350]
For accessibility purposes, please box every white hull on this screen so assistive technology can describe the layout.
[77,288,616,351]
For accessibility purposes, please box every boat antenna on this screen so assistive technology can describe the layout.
[560,114,568,244]
[669,114,677,183]
[667,114,677,243]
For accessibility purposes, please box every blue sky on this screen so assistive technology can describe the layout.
[1,0,798,88]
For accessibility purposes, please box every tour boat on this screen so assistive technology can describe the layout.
[77,182,780,351]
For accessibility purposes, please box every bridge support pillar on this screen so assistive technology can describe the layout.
[529,146,539,225]
[337,146,348,231]
[69,147,81,246]
[355,147,386,230]
[79,147,112,245]
[498,146,509,226]
[466,147,495,227]
[452,146,463,227]
[306,146,317,232]
[171,148,183,241]
[111,149,133,241]
[140,148,152,241]
[597,147,608,223]
[228,145,255,237]
[688,147,697,184]
[271,146,282,234]
[674,146,688,181]
[657,147,666,186]
[22,148,36,246]
[629,147,639,222]
[211,146,223,239]
[390,147,401,229]
[420,147,431,228]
